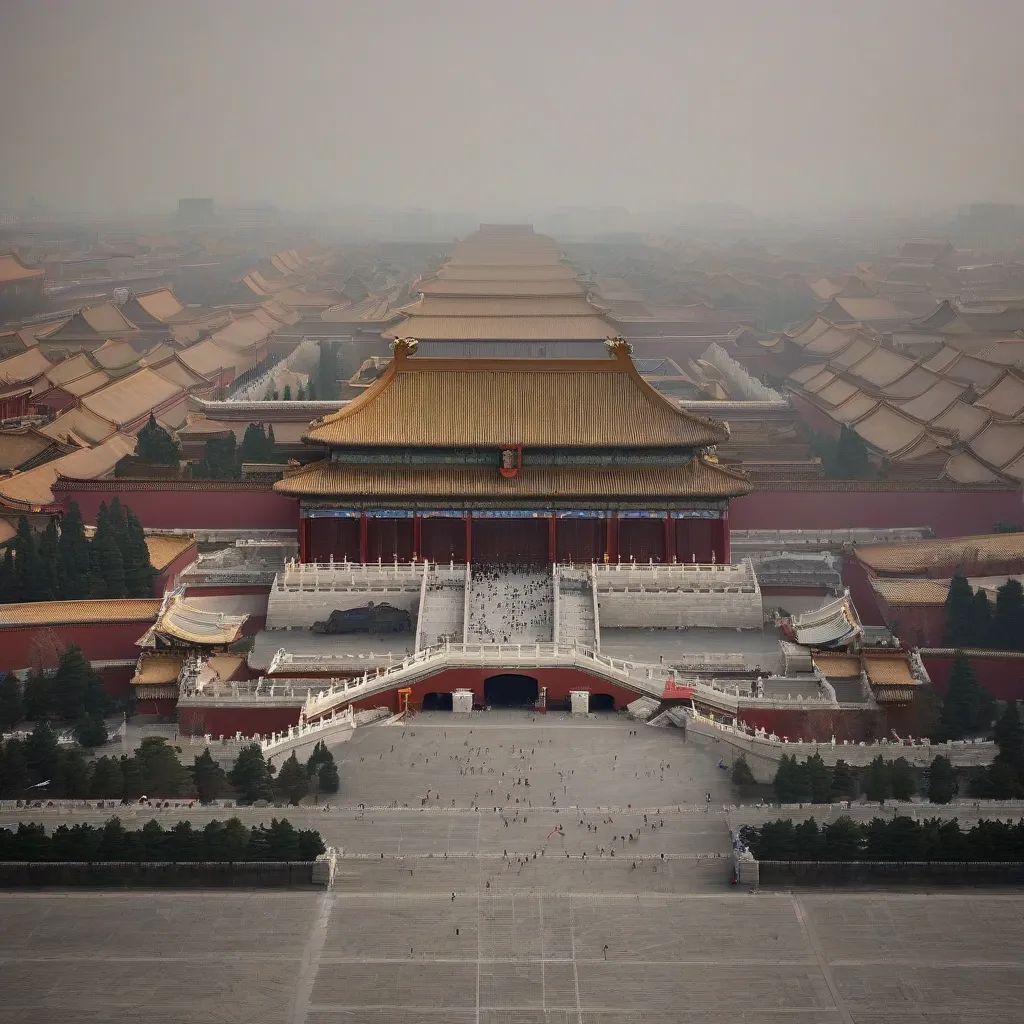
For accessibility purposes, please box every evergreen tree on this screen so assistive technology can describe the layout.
[89,756,124,798]
[970,589,993,647]
[937,656,995,740]
[192,435,238,480]
[276,751,310,805]
[316,341,338,400]
[926,755,957,803]
[123,508,154,597]
[730,755,756,791]
[306,381,316,401]
[135,412,181,465]
[993,699,1024,784]
[54,748,90,798]
[21,670,51,721]
[74,712,108,748]
[191,748,227,804]
[228,743,274,804]
[267,423,276,447]
[24,721,61,786]
[0,547,18,603]
[0,672,23,729]
[58,501,91,599]
[863,755,892,803]
[0,739,30,797]
[889,757,917,801]
[51,644,98,721]
[830,759,856,800]
[318,759,339,793]
[991,578,1024,651]
[943,573,976,647]
[271,390,279,401]
[12,516,46,602]
[91,503,126,598]
[833,424,871,478]
[107,497,131,565]
[296,383,305,401]
[37,517,65,600]
[119,754,145,798]
[773,754,800,802]
[805,753,833,804]
[238,423,270,466]
[134,737,189,797]
[282,384,292,402]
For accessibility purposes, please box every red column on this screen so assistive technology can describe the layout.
[721,509,731,564]
[413,513,422,561]
[663,516,675,564]
[608,512,619,562]
[464,513,472,564]
[359,512,368,564]
[299,515,310,563]
[548,515,557,564]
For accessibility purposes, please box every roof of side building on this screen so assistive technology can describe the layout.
[856,532,1024,576]
[0,253,45,282]
[0,598,161,628]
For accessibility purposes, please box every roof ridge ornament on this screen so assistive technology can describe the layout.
[391,337,418,361]
[604,336,633,361]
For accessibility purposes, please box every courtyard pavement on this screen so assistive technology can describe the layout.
[2,710,1022,1022]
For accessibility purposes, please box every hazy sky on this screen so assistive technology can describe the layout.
[1,0,1022,215]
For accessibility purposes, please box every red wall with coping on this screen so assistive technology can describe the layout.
[58,485,297,530]
[179,705,304,737]
[734,705,878,742]
[1,621,155,672]
[730,488,1023,537]
[922,654,1024,701]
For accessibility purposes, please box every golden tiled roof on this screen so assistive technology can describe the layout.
[81,368,182,428]
[812,653,861,678]
[145,533,197,571]
[0,598,161,628]
[304,346,731,450]
[132,651,184,686]
[274,456,749,500]
[382,315,617,341]
[864,655,918,686]
[870,577,950,606]
[856,532,1024,576]
[873,685,918,704]
[155,593,248,645]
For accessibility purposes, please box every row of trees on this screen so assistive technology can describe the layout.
[741,815,1024,863]
[750,751,958,805]
[262,382,316,401]
[189,423,282,480]
[937,656,996,740]
[808,425,877,480]
[0,729,340,805]
[944,574,1024,651]
[0,499,153,605]
[0,817,325,862]
[1,646,114,744]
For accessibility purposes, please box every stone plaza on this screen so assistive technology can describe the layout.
[3,711,1023,1022]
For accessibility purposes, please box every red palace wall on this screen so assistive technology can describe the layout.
[153,542,200,596]
[98,663,136,699]
[730,487,1024,537]
[734,705,879,743]
[2,621,155,673]
[179,704,306,737]
[922,653,1024,702]
[55,482,296,531]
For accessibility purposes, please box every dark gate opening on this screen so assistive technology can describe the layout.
[421,692,453,711]
[484,674,539,707]
[589,692,616,712]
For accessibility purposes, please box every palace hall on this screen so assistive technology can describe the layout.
[274,337,749,565]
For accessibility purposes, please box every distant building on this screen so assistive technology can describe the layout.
[0,252,46,321]
[177,197,215,224]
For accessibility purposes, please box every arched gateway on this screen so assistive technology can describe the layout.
[484,674,539,707]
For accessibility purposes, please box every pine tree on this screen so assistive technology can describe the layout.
[938,656,995,740]
[24,721,61,786]
[830,759,856,800]
[91,503,126,598]
[926,755,957,803]
[296,383,305,401]
[730,755,756,791]
[12,516,46,602]
[73,713,108,748]
[992,579,1024,651]
[228,743,274,804]
[993,699,1024,782]
[89,756,124,798]
[134,737,189,796]
[306,381,317,401]
[21,670,52,721]
[51,644,95,721]
[0,671,23,729]
[123,508,154,597]
[863,755,892,803]
[37,517,66,600]
[107,497,131,565]
[191,748,227,804]
[833,424,871,478]
[0,547,18,603]
[943,573,976,647]
[276,751,309,805]
[970,589,993,648]
[282,384,292,402]
[805,753,833,803]
[318,760,339,793]
[58,501,91,599]
[135,412,181,465]
[889,757,917,801]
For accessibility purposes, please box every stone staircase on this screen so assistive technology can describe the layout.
[465,567,554,644]
[417,565,469,647]
[555,566,597,647]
